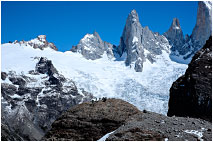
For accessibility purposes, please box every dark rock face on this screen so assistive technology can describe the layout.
[168,36,212,121]
[1,72,7,80]
[71,31,116,60]
[107,111,212,141]
[43,98,140,141]
[1,57,95,140]
[1,119,23,141]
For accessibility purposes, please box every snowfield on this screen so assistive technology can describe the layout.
[1,43,188,115]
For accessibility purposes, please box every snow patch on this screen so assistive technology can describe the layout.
[184,128,206,141]
[98,130,115,141]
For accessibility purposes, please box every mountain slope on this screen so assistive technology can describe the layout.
[2,39,187,115]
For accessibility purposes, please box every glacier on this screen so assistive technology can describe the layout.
[1,43,187,115]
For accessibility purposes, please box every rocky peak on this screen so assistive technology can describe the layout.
[191,1,212,46]
[71,31,115,60]
[128,9,139,23]
[164,18,185,54]
[12,35,58,51]
[171,18,181,30]
[37,35,47,42]
[166,1,212,63]
[35,57,65,86]
[118,9,171,72]
[118,9,144,72]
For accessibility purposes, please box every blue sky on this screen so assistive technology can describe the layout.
[2,1,198,52]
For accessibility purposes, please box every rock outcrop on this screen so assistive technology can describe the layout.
[11,35,58,51]
[168,36,212,121]
[1,57,95,140]
[43,99,212,141]
[107,111,212,141]
[43,98,140,141]
[71,31,116,60]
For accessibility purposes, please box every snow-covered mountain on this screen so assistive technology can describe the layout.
[1,1,212,140]
[2,37,187,116]
[117,9,171,72]
[12,35,58,51]
[71,31,116,60]
[167,1,212,64]
[1,54,94,140]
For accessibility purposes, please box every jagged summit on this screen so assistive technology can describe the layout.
[171,18,181,30]
[11,35,58,51]
[166,1,212,63]
[118,9,171,72]
[191,1,212,46]
[128,9,139,22]
[164,18,185,55]
[70,31,115,60]
[37,35,47,42]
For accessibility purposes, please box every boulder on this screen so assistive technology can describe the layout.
[43,98,140,141]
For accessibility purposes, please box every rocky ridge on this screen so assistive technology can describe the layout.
[168,36,212,121]
[12,35,57,51]
[1,57,95,140]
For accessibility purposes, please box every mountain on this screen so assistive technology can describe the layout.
[12,35,58,51]
[1,56,94,140]
[71,10,171,72]
[168,36,212,122]
[71,31,116,60]
[167,1,212,63]
[1,2,211,140]
[118,9,171,72]
[164,18,185,54]
[1,34,187,116]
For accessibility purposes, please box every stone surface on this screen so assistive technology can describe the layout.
[107,111,212,141]
[43,98,140,141]
[43,99,211,141]
[168,36,212,122]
